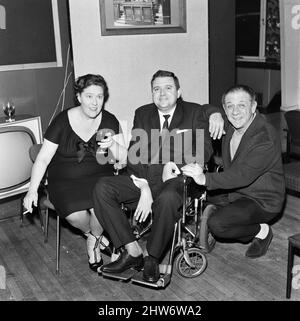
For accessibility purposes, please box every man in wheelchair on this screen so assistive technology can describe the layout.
[93,70,224,284]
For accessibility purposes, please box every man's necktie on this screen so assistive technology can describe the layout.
[162,114,170,130]
[157,114,171,163]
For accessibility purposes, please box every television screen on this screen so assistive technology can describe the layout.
[0,126,36,193]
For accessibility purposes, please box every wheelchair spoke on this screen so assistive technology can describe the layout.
[175,248,207,278]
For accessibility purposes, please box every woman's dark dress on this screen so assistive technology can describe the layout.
[44,109,120,218]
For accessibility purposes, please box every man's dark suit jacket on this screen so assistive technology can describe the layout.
[205,112,285,213]
[126,99,219,195]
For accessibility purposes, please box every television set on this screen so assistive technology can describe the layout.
[0,116,43,200]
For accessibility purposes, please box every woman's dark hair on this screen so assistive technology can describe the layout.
[222,84,257,105]
[151,70,180,90]
[74,74,109,105]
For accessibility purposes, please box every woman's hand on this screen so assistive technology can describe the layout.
[181,163,206,185]
[98,132,115,150]
[23,190,38,213]
[162,161,181,182]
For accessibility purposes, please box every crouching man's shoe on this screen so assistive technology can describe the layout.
[100,249,144,273]
[245,227,273,258]
[143,256,160,283]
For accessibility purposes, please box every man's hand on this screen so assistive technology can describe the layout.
[162,161,181,182]
[134,187,153,223]
[130,175,153,222]
[181,163,206,185]
[130,175,148,189]
[209,112,225,140]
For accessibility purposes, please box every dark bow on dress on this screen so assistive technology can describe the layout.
[76,141,96,163]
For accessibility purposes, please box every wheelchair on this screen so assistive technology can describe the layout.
[99,175,217,289]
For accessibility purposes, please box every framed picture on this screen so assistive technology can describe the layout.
[0,0,62,71]
[99,0,186,36]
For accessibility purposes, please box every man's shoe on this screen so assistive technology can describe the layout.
[101,250,144,273]
[143,256,160,283]
[245,227,273,258]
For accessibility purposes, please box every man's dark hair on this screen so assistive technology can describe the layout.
[151,70,180,90]
[222,84,257,105]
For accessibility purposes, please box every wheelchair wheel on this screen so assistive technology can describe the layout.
[175,248,207,278]
[199,204,216,253]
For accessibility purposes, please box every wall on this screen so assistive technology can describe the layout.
[68,0,209,142]
[209,0,236,108]
[237,67,281,108]
[0,0,74,132]
[280,0,300,111]
[0,0,74,219]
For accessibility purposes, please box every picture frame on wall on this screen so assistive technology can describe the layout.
[0,0,62,72]
[99,0,187,36]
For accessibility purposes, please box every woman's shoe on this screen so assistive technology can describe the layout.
[89,258,103,272]
[86,232,103,272]
[98,235,113,257]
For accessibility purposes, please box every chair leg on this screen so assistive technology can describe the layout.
[286,241,294,299]
[43,208,49,243]
[38,207,45,234]
[56,215,60,275]
[20,197,24,227]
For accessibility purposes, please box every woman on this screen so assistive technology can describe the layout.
[23,74,127,271]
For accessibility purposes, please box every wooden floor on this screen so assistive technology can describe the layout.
[0,194,300,302]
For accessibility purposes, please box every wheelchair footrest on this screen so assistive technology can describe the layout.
[131,271,171,288]
[101,268,138,281]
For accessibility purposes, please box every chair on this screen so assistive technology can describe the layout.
[28,144,61,274]
[101,176,215,288]
[282,110,300,197]
[28,144,123,274]
[284,110,300,162]
[283,161,300,198]
[282,110,300,196]
[283,112,300,298]
[286,233,300,299]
